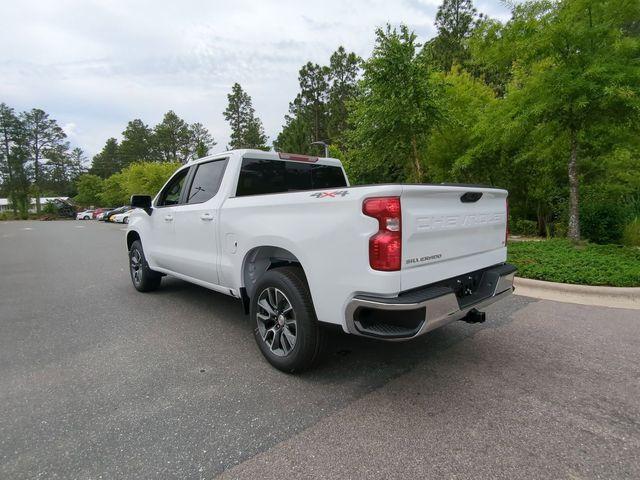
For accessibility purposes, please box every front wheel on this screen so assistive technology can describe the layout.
[251,267,326,373]
[123,217,129,224]
[129,240,162,292]
[83,215,90,220]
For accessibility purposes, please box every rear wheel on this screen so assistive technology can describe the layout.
[124,216,129,224]
[129,240,162,292]
[251,266,326,373]
[83,215,90,220]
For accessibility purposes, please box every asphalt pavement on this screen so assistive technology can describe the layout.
[1,220,639,479]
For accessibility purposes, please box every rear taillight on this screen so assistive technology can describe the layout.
[363,196,401,271]
[505,198,509,245]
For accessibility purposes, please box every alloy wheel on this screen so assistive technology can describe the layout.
[130,248,142,285]
[256,287,297,357]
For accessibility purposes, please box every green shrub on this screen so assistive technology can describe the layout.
[622,219,640,247]
[0,211,17,221]
[42,202,58,215]
[580,200,629,245]
[510,218,538,236]
[508,239,640,287]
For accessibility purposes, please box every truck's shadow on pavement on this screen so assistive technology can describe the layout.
[156,276,536,383]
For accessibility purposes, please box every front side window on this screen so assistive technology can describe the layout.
[186,159,228,204]
[156,168,189,206]
[236,158,347,196]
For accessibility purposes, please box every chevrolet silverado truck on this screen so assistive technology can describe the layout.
[126,149,516,372]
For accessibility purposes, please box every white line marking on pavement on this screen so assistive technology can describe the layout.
[75,225,85,228]
[22,227,33,231]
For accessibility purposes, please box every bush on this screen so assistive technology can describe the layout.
[0,211,17,221]
[580,200,629,245]
[623,218,640,247]
[42,202,58,215]
[510,218,538,236]
[508,239,640,287]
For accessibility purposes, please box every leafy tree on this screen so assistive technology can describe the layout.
[425,0,479,72]
[75,174,104,206]
[21,108,68,212]
[90,138,121,178]
[347,25,442,182]
[119,119,153,165]
[223,83,268,149]
[152,111,192,163]
[494,0,640,240]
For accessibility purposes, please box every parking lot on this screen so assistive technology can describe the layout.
[1,220,639,479]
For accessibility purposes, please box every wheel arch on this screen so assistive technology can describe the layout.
[241,246,308,303]
[126,230,141,250]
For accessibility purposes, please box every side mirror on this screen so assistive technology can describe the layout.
[130,195,152,215]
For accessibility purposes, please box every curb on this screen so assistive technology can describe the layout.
[513,277,640,310]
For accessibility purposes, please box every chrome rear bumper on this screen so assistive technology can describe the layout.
[345,264,516,340]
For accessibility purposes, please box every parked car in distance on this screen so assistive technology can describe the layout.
[104,206,130,222]
[76,209,94,220]
[126,149,515,373]
[96,208,115,220]
[91,208,109,219]
[112,209,133,224]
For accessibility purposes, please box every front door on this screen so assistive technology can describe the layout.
[170,158,228,285]
[147,167,190,270]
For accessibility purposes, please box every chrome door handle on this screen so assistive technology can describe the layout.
[164,214,173,222]
[200,213,214,221]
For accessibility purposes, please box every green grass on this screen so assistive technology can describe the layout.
[507,239,640,287]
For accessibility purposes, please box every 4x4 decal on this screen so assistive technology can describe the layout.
[310,190,350,198]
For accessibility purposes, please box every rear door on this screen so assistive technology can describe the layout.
[169,158,228,285]
[401,185,508,288]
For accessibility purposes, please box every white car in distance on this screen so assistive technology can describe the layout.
[112,209,133,224]
[76,210,94,220]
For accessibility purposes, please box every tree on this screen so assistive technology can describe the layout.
[21,108,68,212]
[223,83,268,149]
[494,0,640,240]
[119,119,153,165]
[75,174,104,206]
[291,63,330,143]
[188,122,216,159]
[152,111,192,163]
[273,115,313,154]
[90,138,121,178]
[425,0,479,72]
[0,104,29,216]
[327,47,361,144]
[347,25,442,183]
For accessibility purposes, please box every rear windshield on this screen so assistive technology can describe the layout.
[236,158,347,197]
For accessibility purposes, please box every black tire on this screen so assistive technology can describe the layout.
[124,217,129,224]
[251,266,326,373]
[128,240,162,292]
[83,215,90,220]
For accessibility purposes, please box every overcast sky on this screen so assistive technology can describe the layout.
[0,0,511,159]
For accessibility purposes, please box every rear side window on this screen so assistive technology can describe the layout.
[236,158,347,196]
[186,159,228,204]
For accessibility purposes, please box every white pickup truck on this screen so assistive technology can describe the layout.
[126,149,515,372]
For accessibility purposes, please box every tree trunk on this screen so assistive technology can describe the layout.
[567,128,580,241]
[411,135,423,182]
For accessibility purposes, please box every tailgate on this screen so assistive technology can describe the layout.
[401,185,508,289]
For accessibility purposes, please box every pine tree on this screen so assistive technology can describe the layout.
[90,138,121,178]
[152,111,192,163]
[426,0,478,71]
[119,119,153,165]
[21,108,68,212]
[223,83,268,150]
